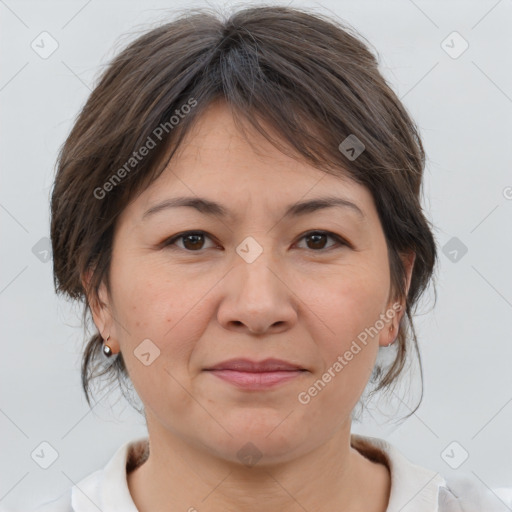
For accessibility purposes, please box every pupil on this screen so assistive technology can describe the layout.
[185,234,203,250]
[308,233,325,249]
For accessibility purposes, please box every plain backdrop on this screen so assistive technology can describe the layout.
[1,0,511,510]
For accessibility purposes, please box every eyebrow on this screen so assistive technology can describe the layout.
[142,195,365,221]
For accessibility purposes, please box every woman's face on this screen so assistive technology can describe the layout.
[90,101,412,464]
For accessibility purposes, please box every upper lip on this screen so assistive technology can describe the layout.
[205,358,305,372]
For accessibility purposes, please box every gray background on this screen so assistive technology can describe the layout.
[1,0,511,510]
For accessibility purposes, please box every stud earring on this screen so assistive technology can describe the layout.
[102,334,113,357]
[386,324,396,347]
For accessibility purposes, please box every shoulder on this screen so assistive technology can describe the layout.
[350,434,512,512]
[439,473,512,512]
[28,468,103,512]
[28,489,72,512]
[27,438,147,512]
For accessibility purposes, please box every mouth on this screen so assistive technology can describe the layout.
[203,358,308,390]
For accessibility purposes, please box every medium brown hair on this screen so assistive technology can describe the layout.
[50,5,438,417]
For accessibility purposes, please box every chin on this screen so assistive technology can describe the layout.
[201,412,307,464]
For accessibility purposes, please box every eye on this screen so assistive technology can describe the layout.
[162,231,218,251]
[295,231,347,251]
[162,230,348,252]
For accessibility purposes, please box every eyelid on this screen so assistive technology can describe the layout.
[161,229,351,252]
[295,230,349,250]
[161,230,220,251]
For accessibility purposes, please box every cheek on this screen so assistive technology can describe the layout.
[308,261,390,345]
[110,261,208,420]
[300,261,388,407]
[114,272,175,333]
[110,257,224,383]
[109,258,194,363]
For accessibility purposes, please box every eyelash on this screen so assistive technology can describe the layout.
[161,230,350,253]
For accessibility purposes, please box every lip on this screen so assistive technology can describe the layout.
[204,358,307,390]
[205,358,305,372]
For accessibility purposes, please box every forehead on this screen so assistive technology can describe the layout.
[121,101,376,225]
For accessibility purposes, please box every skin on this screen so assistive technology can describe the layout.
[85,100,415,512]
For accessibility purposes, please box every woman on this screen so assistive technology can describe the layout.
[35,4,510,512]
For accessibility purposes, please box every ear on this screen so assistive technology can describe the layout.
[379,251,415,347]
[81,268,117,351]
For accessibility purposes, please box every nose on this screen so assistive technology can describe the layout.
[217,249,298,335]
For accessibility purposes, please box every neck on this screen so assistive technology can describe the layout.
[127,424,390,512]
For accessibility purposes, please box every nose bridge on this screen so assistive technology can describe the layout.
[216,233,297,334]
[234,234,282,298]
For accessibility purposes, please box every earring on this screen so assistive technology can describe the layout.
[386,324,396,347]
[102,334,113,357]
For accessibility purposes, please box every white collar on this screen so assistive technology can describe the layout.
[71,434,447,512]
[350,434,447,512]
[71,437,145,512]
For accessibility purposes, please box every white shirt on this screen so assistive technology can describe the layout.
[30,434,512,512]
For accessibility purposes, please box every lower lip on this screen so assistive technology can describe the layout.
[206,370,304,389]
